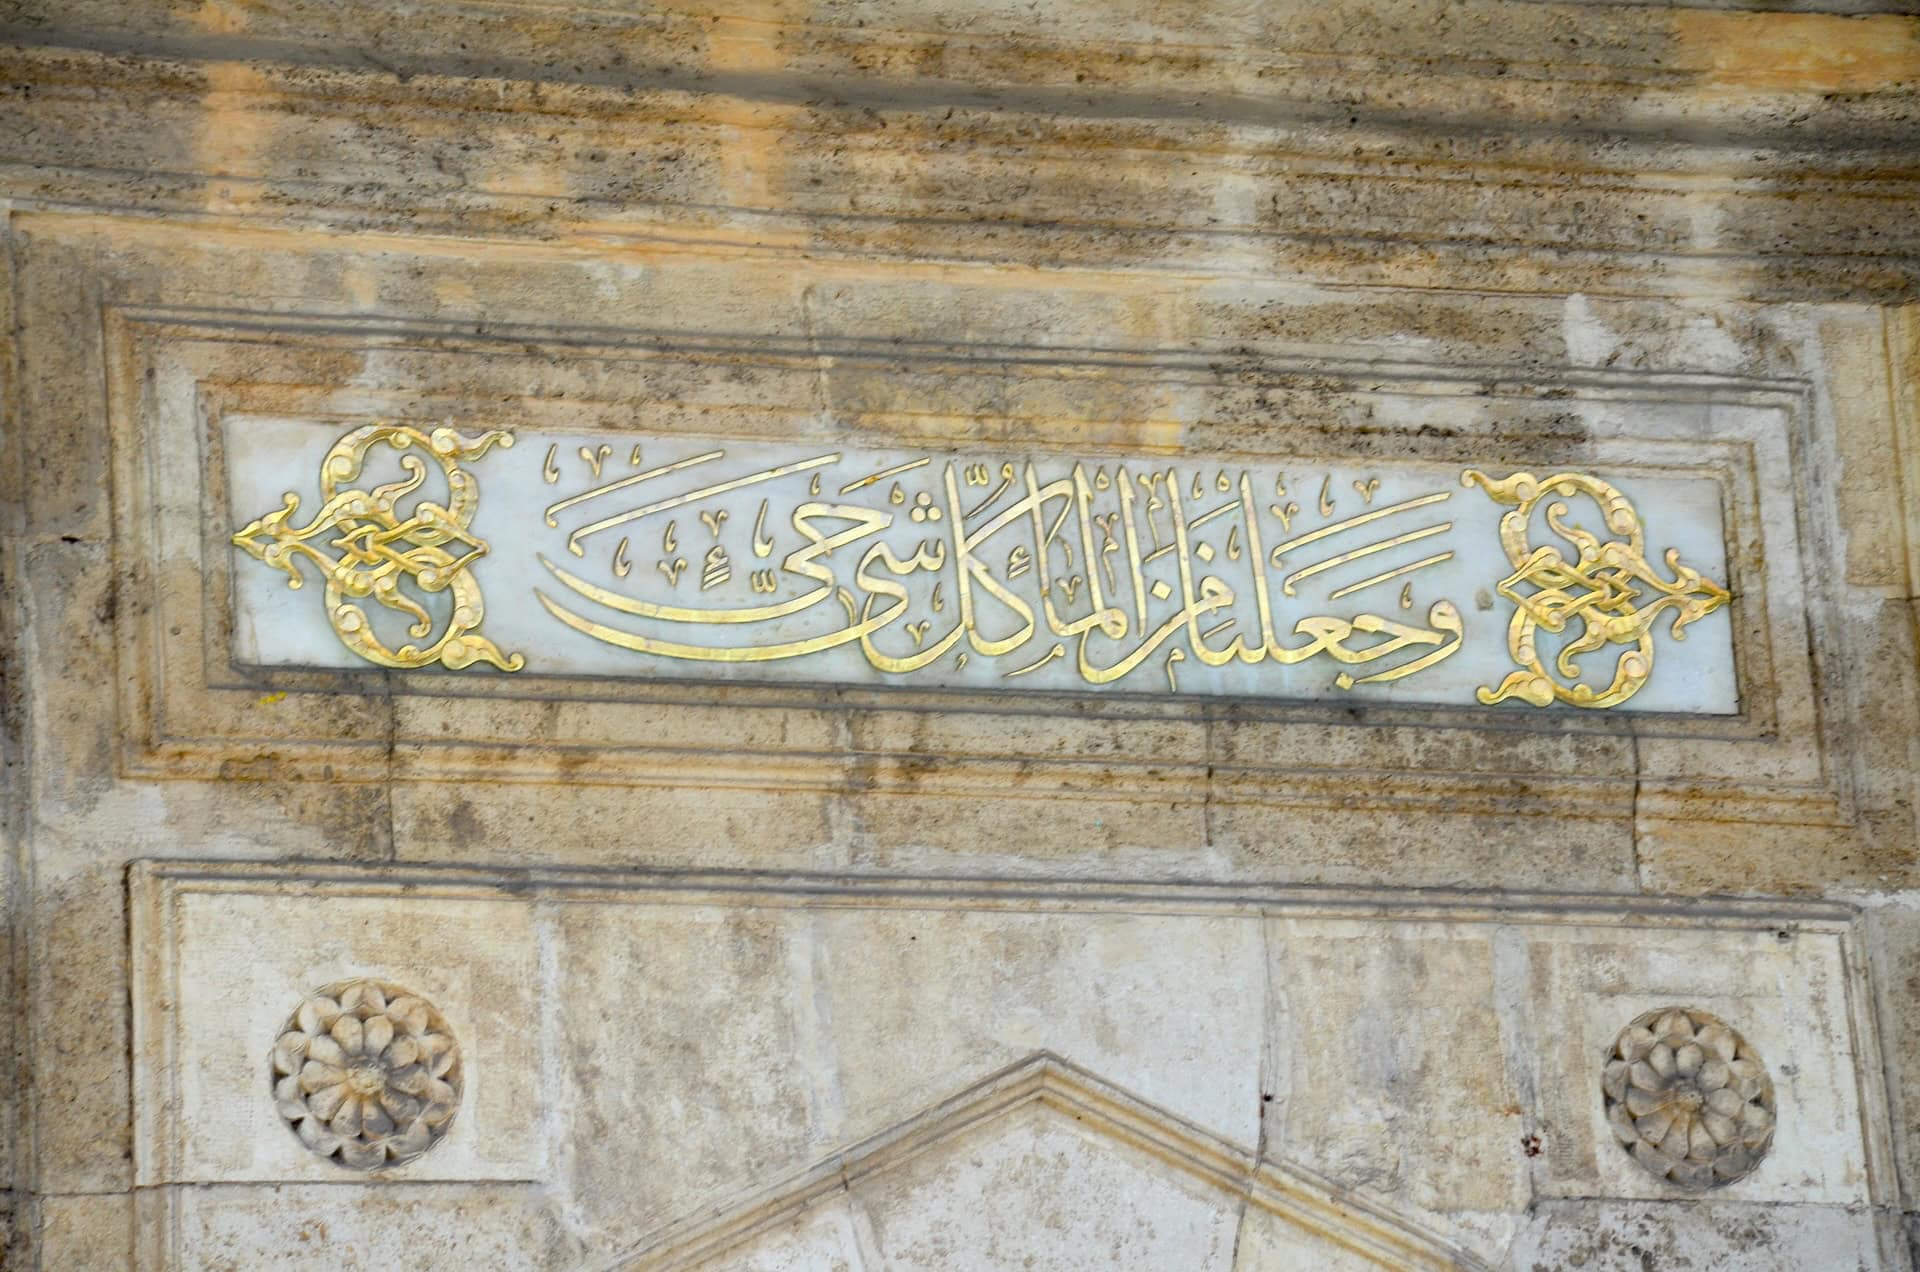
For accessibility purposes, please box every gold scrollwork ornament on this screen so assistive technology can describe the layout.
[232,423,524,672]
[1465,469,1729,709]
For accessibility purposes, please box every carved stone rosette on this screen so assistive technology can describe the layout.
[1602,1006,1775,1189]
[270,979,463,1170]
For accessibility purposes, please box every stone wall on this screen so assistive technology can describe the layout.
[2,2,1918,1267]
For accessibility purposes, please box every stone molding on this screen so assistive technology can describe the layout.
[92,300,1855,834]
[623,1052,1487,1271]
[0,15,1916,299]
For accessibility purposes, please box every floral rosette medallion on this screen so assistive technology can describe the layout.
[270,979,462,1169]
[1602,1006,1775,1189]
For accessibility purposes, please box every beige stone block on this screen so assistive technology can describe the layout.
[1892,308,1920,600]
[819,908,1267,1148]
[1202,289,1791,383]
[37,1192,134,1271]
[14,227,112,540]
[1505,1199,1896,1271]
[0,859,13,1205]
[549,902,832,1246]
[1836,595,1920,868]
[134,877,542,1185]
[855,1106,1241,1270]
[392,694,842,763]
[30,780,392,891]
[148,1183,580,1272]
[1209,717,1637,789]
[1634,819,1905,898]
[1264,921,1526,1257]
[1523,923,1871,1206]
[1207,803,1638,893]
[842,789,1212,879]
[844,706,1209,774]
[1821,308,1910,592]
[1866,897,1920,1210]
[391,780,836,872]
[32,864,136,1193]
[22,539,124,825]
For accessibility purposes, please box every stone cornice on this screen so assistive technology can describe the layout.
[3,1,1916,136]
[0,5,1917,298]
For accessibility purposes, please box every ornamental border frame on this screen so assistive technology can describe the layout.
[92,297,1858,833]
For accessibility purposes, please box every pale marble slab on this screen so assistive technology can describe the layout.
[134,885,543,1185]
[223,417,1738,713]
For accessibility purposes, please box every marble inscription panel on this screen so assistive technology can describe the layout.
[224,418,1737,712]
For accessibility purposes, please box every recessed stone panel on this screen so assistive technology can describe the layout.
[131,873,543,1186]
[127,862,1889,1268]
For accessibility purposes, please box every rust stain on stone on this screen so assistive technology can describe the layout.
[1673,12,1920,94]
[195,62,278,213]
[186,0,256,37]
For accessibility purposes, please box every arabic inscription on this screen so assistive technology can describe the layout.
[227,421,1736,712]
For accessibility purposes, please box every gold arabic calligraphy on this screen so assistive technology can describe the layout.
[534,446,1467,692]
[232,424,524,672]
[1466,469,1731,708]
[229,425,1731,710]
